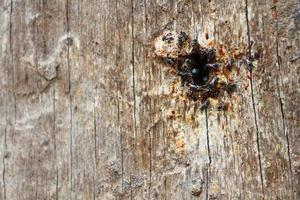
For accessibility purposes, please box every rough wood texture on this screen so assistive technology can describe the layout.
[0,0,299,199]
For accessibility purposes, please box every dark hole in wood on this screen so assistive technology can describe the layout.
[166,38,224,103]
[155,31,238,110]
[66,37,73,46]
[176,48,212,87]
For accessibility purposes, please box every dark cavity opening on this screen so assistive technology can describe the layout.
[173,46,218,90]
[156,31,237,107]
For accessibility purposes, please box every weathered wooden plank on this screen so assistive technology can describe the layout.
[131,0,152,198]
[32,1,72,199]
[274,0,300,198]
[83,0,138,199]
[66,1,98,199]
[116,0,142,199]
[130,0,202,199]
[248,0,295,198]
[5,1,49,199]
[0,0,298,199]
[195,0,264,199]
[2,0,72,199]
[136,1,210,199]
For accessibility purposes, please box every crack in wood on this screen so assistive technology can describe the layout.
[130,1,135,199]
[10,0,16,127]
[2,126,7,200]
[245,0,264,195]
[205,108,211,166]
[205,165,210,200]
[204,108,211,200]
[115,0,125,194]
[117,92,124,192]
[131,0,137,141]
[142,2,153,199]
[65,0,74,199]
[52,88,59,200]
[93,87,97,200]
[148,121,152,200]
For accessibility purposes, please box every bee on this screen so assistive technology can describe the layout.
[191,68,209,85]
[205,63,220,70]
[162,32,174,43]
[226,58,234,70]
[226,83,237,94]
[207,77,219,89]
[200,99,210,111]
[178,71,192,86]
[166,57,175,65]
[243,58,254,71]
[191,39,200,51]
[192,39,198,46]
[178,31,187,46]
[207,48,216,62]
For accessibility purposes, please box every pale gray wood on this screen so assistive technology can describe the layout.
[0,0,299,199]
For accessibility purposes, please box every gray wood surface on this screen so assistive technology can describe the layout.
[0,0,299,199]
